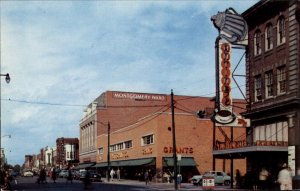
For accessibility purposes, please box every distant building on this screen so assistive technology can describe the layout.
[44,146,57,167]
[0,148,5,167]
[24,155,33,170]
[56,137,79,169]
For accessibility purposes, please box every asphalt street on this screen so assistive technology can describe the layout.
[9,176,244,191]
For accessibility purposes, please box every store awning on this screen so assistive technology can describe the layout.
[163,157,196,167]
[93,158,155,168]
[73,162,95,170]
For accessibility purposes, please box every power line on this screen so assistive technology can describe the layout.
[2,98,169,109]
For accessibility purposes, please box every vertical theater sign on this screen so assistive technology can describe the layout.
[211,8,250,127]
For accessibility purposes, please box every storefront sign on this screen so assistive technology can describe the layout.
[288,146,296,176]
[211,8,249,126]
[163,147,193,154]
[142,147,153,155]
[113,92,166,101]
[215,140,247,150]
[215,140,288,150]
[111,151,129,160]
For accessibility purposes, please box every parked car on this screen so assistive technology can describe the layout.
[10,171,20,177]
[79,171,102,182]
[89,172,102,182]
[58,170,69,178]
[23,171,34,177]
[191,171,231,186]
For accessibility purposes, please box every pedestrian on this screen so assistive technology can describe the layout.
[51,168,57,183]
[144,170,149,185]
[177,173,182,188]
[66,169,73,183]
[235,169,241,188]
[38,168,47,184]
[259,167,269,189]
[110,169,115,181]
[84,169,91,189]
[278,163,292,190]
[116,168,121,181]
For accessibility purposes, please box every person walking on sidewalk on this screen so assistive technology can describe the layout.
[110,169,115,181]
[117,168,121,181]
[278,163,292,190]
[144,170,149,185]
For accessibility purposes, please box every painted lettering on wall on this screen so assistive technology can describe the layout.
[163,147,193,154]
[142,147,153,155]
[113,92,166,101]
[111,151,129,160]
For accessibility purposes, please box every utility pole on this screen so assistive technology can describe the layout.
[107,121,111,182]
[171,90,178,190]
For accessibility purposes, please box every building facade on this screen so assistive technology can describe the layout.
[44,146,57,168]
[56,137,79,169]
[80,91,246,182]
[210,1,300,188]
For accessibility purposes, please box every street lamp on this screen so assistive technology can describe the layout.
[0,73,10,170]
[0,74,10,84]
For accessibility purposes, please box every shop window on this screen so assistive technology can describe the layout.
[277,16,286,45]
[277,66,286,94]
[141,134,154,146]
[254,75,262,101]
[254,30,262,56]
[265,71,274,98]
[265,23,273,51]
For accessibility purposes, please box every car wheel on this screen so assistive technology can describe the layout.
[224,180,230,186]
[199,179,203,186]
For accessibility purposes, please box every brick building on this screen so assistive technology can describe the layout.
[242,0,299,180]
[80,91,246,182]
[56,137,79,169]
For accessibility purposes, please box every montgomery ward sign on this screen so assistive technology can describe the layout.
[113,92,166,101]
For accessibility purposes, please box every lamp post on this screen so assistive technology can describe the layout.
[107,121,111,182]
[0,73,10,170]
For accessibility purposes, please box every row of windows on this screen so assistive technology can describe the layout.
[110,140,133,152]
[253,121,288,142]
[254,66,286,101]
[98,134,155,154]
[254,16,285,56]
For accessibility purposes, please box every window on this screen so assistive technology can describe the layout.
[265,71,274,98]
[265,24,273,50]
[124,140,132,149]
[254,30,262,56]
[98,147,103,154]
[277,17,286,45]
[277,66,286,94]
[141,134,154,146]
[254,75,262,101]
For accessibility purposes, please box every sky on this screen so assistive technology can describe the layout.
[1,0,258,166]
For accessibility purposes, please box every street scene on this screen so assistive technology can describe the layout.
[1,0,300,190]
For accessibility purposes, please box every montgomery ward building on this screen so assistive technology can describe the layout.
[80,91,246,182]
